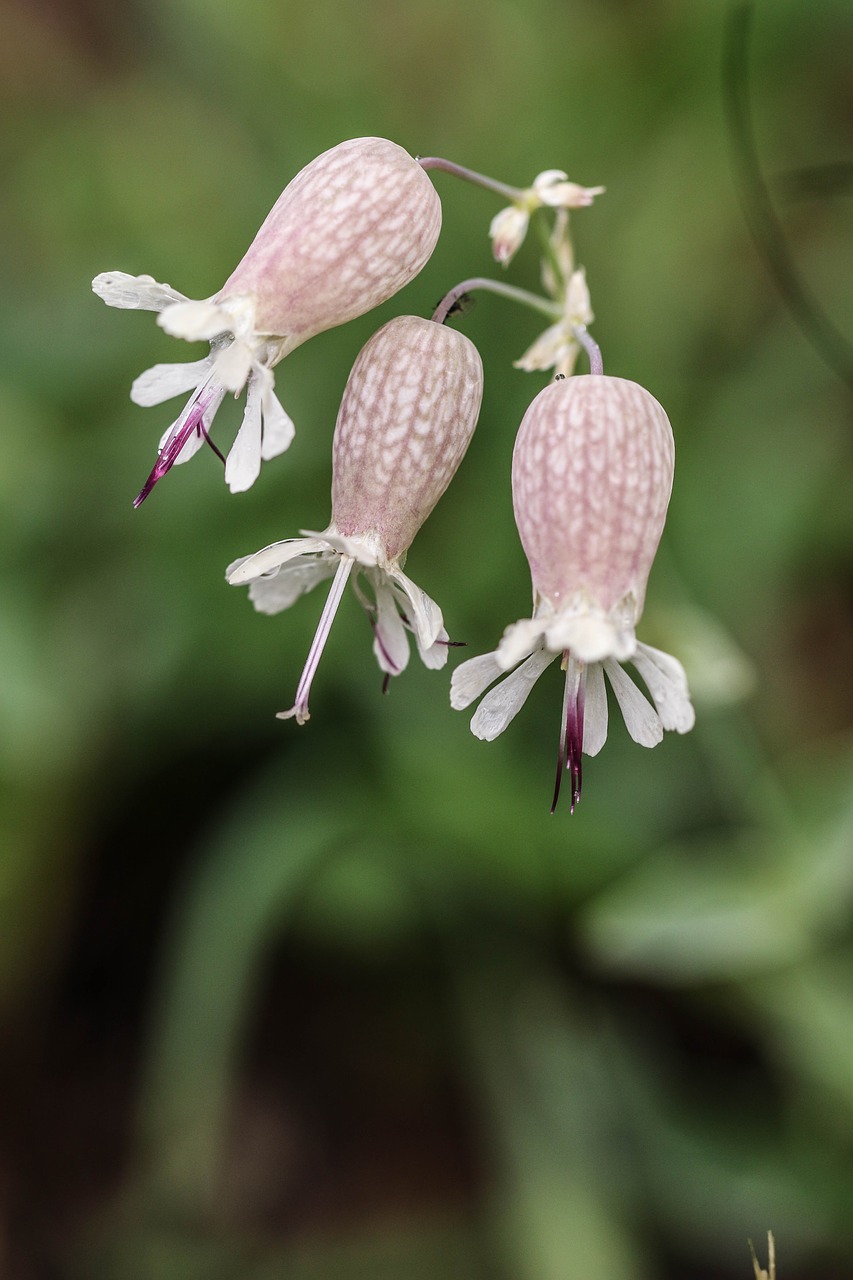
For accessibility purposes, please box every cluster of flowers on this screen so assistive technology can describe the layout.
[93,136,694,811]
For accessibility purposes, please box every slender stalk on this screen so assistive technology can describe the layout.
[432,277,561,326]
[278,557,354,725]
[417,156,524,203]
[572,325,603,375]
[533,208,571,296]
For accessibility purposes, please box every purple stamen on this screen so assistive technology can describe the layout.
[133,384,226,507]
[550,654,586,814]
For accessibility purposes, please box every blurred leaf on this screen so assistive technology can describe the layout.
[581,749,853,982]
[135,767,362,1212]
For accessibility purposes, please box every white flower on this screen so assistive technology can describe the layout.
[488,169,604,266]
[228,315,483,722]
[93,138,443,503]
[514,267,594,379]
[451,374,694,811]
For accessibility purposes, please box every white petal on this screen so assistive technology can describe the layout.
[603,659,663,748]
[450,651,504,710]
[386,566,444,651]
[631,642,696,734]
[372,582,410,676]
[417,626,450,671]
[532,169,569,191]
[489,205,530,265]
[316,529,381,566]
[131,357,213,407]
[246,558,337,615]
[469,646,557,741]
[158,300,230,341]
[583,661,608,757]
[545,611,635,664]
[214,340,254,394]
[262,394,295,460]
[92,272,187,311]
[226,537,333,584]
[513,323,571,373]
[496,616,548,670]
[225,375,262,493]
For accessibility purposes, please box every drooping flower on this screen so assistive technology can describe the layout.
[489,169,604,266]
[228,315,483,722]
[451,374,694,811]
[93,138,442,503]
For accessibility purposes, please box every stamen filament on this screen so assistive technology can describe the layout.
[133,381,226,507]
[278,556,354,724]
[551,654,585,814]
[432,278,561,326]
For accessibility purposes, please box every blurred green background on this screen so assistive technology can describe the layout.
[1,0,852,1275]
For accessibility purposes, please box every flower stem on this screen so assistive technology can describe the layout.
[278,556,354,725]
[432,277,561,326]
[572,325,603,375]
[417,156,523,203]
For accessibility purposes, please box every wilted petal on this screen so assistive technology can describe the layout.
[583,661,609,756]
[92,272,187,311]
[470,646,557,741]
[603,658,663,747]
[631,642,696,734]
[131,358,213,407]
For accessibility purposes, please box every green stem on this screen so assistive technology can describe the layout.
[533,208,571,295]
[417,156,524,203]
[432,277,562,326]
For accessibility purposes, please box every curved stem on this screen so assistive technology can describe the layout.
[432,277,561,326]
[572,325,603,375]
[417,156,524,203]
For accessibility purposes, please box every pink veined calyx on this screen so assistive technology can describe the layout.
[92,138,442,505]
[451,374,695,813]
[227,315,483,723]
